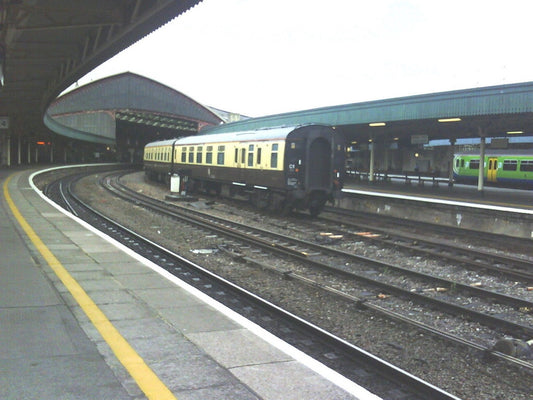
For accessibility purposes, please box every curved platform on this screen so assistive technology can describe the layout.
[0,167,377,400]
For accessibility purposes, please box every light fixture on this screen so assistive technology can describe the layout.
[369,122,386,127]
[351,141,357,144]
[506,130,523,134]
[438,118,461,123]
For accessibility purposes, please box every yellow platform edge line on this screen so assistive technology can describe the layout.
[3,173,177,400]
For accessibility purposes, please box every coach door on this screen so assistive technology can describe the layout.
[308,138,331,189]
[487,157,498,182]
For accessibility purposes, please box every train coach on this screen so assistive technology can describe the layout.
[143,124,345,216]
[453,150,533,188]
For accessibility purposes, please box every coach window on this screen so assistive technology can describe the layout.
[271,143,278,168]
[196,146,203,163]
[520,160,533,171]
[503,159,518,171]
[181,147,187,163]
[217,145,225,165]
[256,147,262,165]
[206,146,213,164]
[241,148,246,164]
[188,146,194,163]
[248,144,254,166]
[469,159,480,169]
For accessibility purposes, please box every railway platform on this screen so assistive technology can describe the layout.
[344,175,533,211]
[340,177,533,240]
[0,167,377,400]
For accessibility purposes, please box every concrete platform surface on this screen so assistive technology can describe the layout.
[1,167,379,400]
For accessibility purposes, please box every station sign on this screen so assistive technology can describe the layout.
[0,116,9,129]
[411,134,428,144]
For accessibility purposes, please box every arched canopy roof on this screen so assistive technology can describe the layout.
[0,0,202,137]
[44,72,222,144]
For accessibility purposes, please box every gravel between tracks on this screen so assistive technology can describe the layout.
[68,171,533,400]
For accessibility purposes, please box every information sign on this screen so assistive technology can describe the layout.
[0,117,9,129]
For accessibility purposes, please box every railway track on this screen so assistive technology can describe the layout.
[100,173,533,341]
[41,168,464,400]
[319,208,533,282]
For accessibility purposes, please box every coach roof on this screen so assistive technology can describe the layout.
[145,125,316,148]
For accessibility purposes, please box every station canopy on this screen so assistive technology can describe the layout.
[203,81,533,147]
[45,72,222,145]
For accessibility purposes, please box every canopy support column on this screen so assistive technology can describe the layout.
[448,138,455,186]
[369,136,375,182]
[477,128,486,192]
[6,135,11,166]
[17,136,21,164]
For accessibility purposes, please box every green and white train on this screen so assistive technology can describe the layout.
[453,150,533,188]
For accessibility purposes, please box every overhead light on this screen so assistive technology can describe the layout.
[507,130,523,134]
[438,118,461,123]
[351,141,357,144]
[369,122,386,127]
[393,137,399,141]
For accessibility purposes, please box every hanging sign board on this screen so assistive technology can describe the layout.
[490,138,508,149]
[0,117,9,129]
[411,134,428,144]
